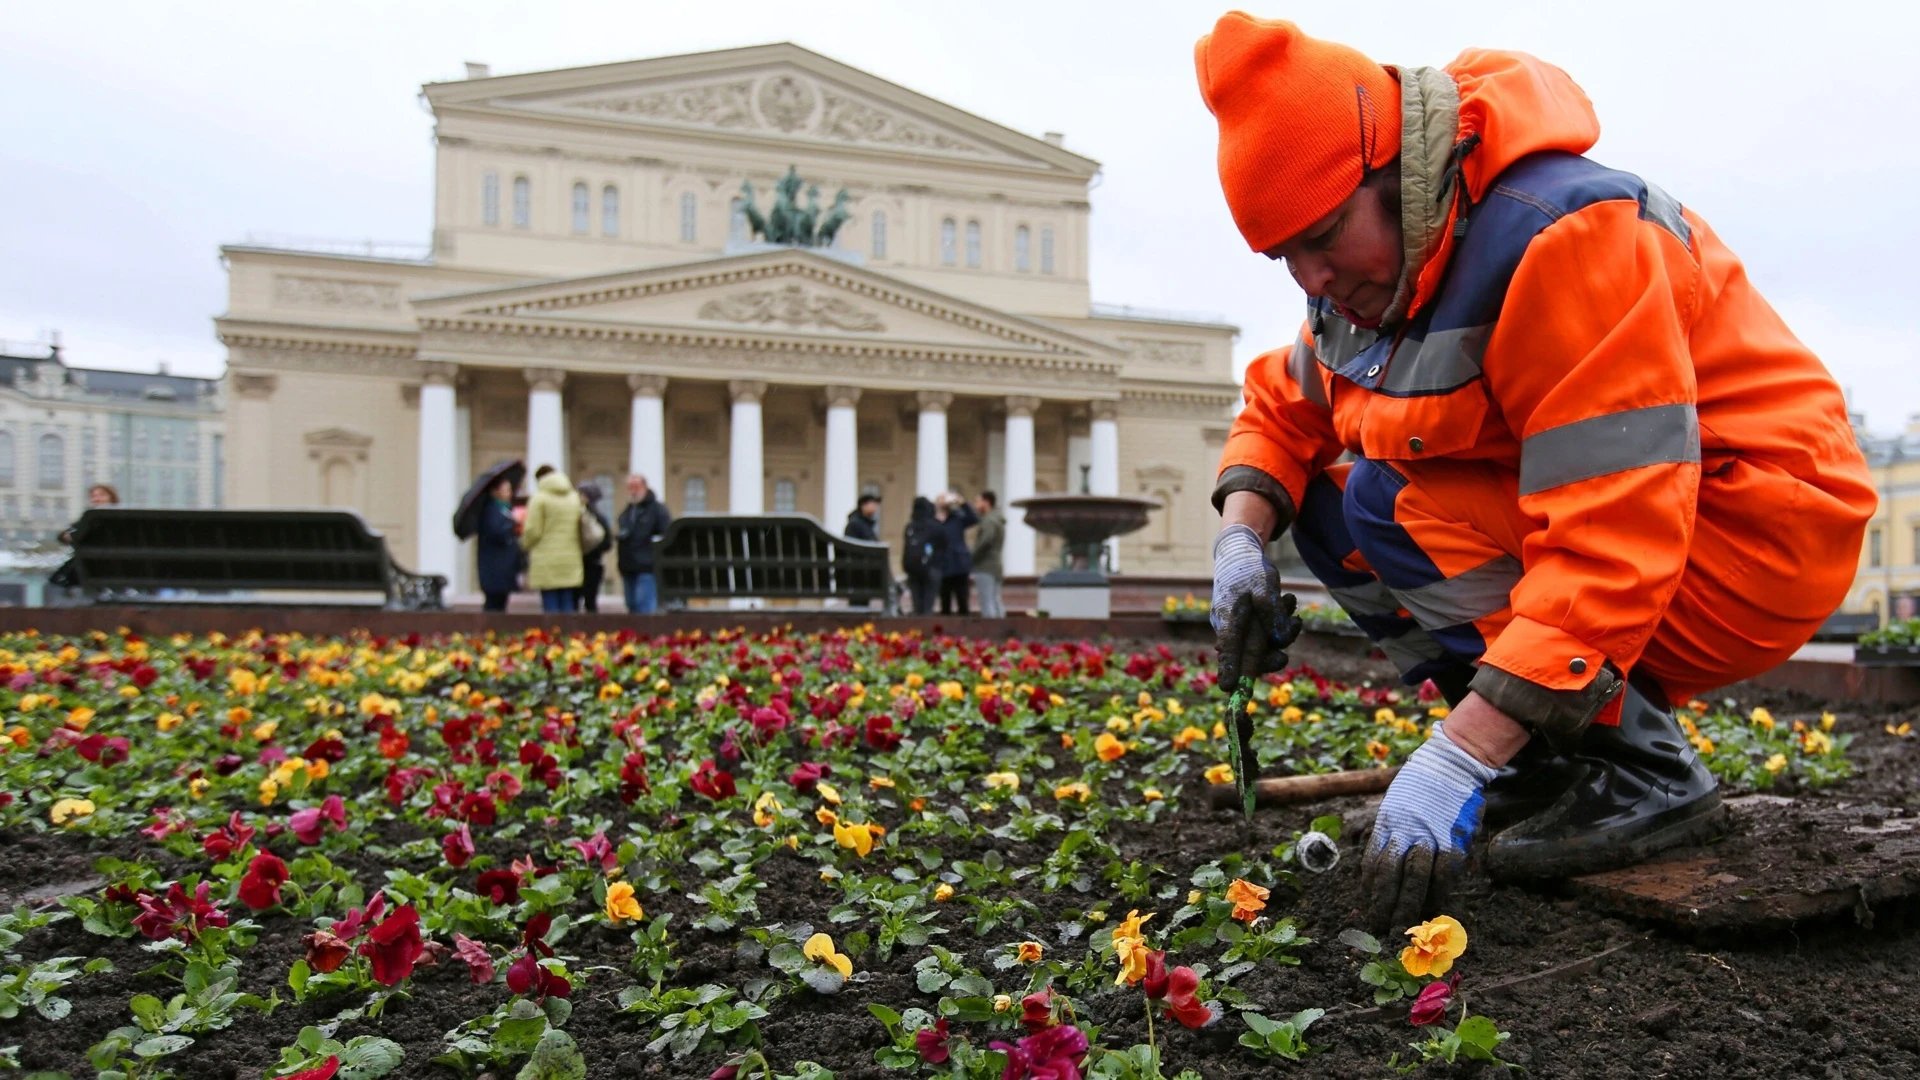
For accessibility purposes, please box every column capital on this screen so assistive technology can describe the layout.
[823,385,863,409]
[915,390,954,413]
[524,366,567,393]
[232,373,278,400]
[1004,395,1041,418]
[1089,399,1120,422]
[728,379,768,405]
[420,360,460,387]
[627,372,668,397]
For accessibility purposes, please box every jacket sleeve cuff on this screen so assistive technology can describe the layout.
[1472,614,1625,741]
[1210,465,1298,541]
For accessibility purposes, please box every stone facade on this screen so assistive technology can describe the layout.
[1849,417,1920,625]
[216,44,1237,596]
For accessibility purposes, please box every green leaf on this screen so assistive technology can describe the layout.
[128,994,165,1029]
[287,960,311,999]
[133,1035,194,1058]
[1242,1012,1279,1036]
[516,1029,586,1080]
[337,1036,406,1080]
[36,997,72,1021]
[1454,1015,1507,1056]
[492,1012,549,1055]
[1310,814,1343,842]
[867,1003,903,1031]
[767,943,805,975]
[916,968,952,993]
[800,968,846,995]
[83,957,116,974]
[1337,928,1380,954]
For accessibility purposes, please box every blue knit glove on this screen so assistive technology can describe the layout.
[1362,722,1496,931]
[1210,524,1302,690]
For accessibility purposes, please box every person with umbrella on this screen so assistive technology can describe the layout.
[455,460,528,613]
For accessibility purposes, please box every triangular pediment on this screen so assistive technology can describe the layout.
[423,43,1097,176]
[410,248,1119,359]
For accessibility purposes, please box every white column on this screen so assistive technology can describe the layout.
[1090,399,1121,571]
[627,373,667,488]
[823,385,862,529]
[728,380,766,513]
[524,367,566,475]
[414,362,460,585]
[1003,395,1038,577]
[915,390,952,497]
[453,391,473,594]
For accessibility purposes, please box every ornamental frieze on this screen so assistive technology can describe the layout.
[272,275,403,313]
[697,284,885,332]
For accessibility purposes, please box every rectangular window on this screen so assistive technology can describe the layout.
[680,192,698,243]
[871,211,887,260]
[940,218,957,266]
[602,186,620,237]
[1870,528,1883,568]
[132,423,148,461]
[571,182,590,235]
[1041,226,1055,274]
[1014,225,1031,272]
[965,220,982,268]
[183,468,199,507]
[156,426,173,463]
[512,176,531,229]
[158,469,175,506]
[131,465,148,505]
[183,426,198,461]
[212,434,224,507]
[684,475,707,513]
[482,171,500,226]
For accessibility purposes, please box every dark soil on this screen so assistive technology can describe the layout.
[7,637,1920,1079]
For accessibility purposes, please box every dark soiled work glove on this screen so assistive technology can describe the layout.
[1210,524,1304,690]
[1362,722,1496,932]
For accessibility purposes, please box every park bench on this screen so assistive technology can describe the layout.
[652,514,895,612]
[50,508,446,610]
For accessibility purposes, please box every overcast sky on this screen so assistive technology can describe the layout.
[4,0,1915,431]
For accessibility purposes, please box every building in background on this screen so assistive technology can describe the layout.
[1850,413,1920,626]
[0,339,224,604]
[216,44,1240,602]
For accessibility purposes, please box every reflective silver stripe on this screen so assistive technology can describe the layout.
[1389,555,1521,629]
[1287,335,1330,410]
[1518,403,1700,496]
[1639,181,1691,246]
[1329,579,1400,618]
[1380,324,1492,394]
[1377,627,1449,675]
[1311,318,1378,372]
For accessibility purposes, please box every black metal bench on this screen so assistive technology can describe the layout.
[653,514,894,612]
[50,508,446,610]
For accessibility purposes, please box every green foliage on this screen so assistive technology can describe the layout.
[1239,1009,1325,1061]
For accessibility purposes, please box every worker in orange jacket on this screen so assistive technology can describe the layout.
[1195,14,1876,929]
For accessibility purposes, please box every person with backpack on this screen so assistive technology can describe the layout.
[901,496,947,616]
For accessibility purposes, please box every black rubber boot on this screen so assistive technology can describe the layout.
[1483,678,1722,880]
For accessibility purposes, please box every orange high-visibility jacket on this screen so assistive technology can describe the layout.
[1218,51,1876,709]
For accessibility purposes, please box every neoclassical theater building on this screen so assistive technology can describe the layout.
[217,44,1239,598]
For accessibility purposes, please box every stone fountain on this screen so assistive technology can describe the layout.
[1009,493,1160,619]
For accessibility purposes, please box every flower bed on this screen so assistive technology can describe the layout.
[0,627,1857,1078]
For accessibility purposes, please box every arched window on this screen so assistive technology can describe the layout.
[680,192,698,243]
[0,432,13,486]
[940,218,957,265]
[482,172,500,226]
[1014,225,1031,272]
[729,197,747,245]
[601,185,620,237]
[37,433,63,490]
[511,176,531,229]
[1040,226,1056,274]
[965,220,981,268]
[871,211,888,260]
[571,183,590,234]
[773,478,797,514]
[684,475,708,513]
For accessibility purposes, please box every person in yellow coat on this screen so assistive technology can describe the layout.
[519,465,584,613]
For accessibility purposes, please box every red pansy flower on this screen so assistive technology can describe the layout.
[358,904,425,986]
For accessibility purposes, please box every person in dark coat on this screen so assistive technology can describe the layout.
[935,490,978,615]
[616,474,673,614]
[844,494,881,542]
[476,476,520,612]
[902,496,947,616]
[576,483,614,612]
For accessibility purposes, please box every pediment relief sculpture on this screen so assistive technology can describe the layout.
[698,284,885,333]
[558,73,994,158]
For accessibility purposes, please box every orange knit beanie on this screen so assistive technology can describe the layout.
[1195,13,1401,253]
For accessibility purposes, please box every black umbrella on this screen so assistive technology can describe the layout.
[453,459,526,540]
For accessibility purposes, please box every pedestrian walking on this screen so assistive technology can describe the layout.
[843,494,881,542]
[616,474,672,614]
[519,465,584,613]
[576,483,614,613]
[970,490,1006,618]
